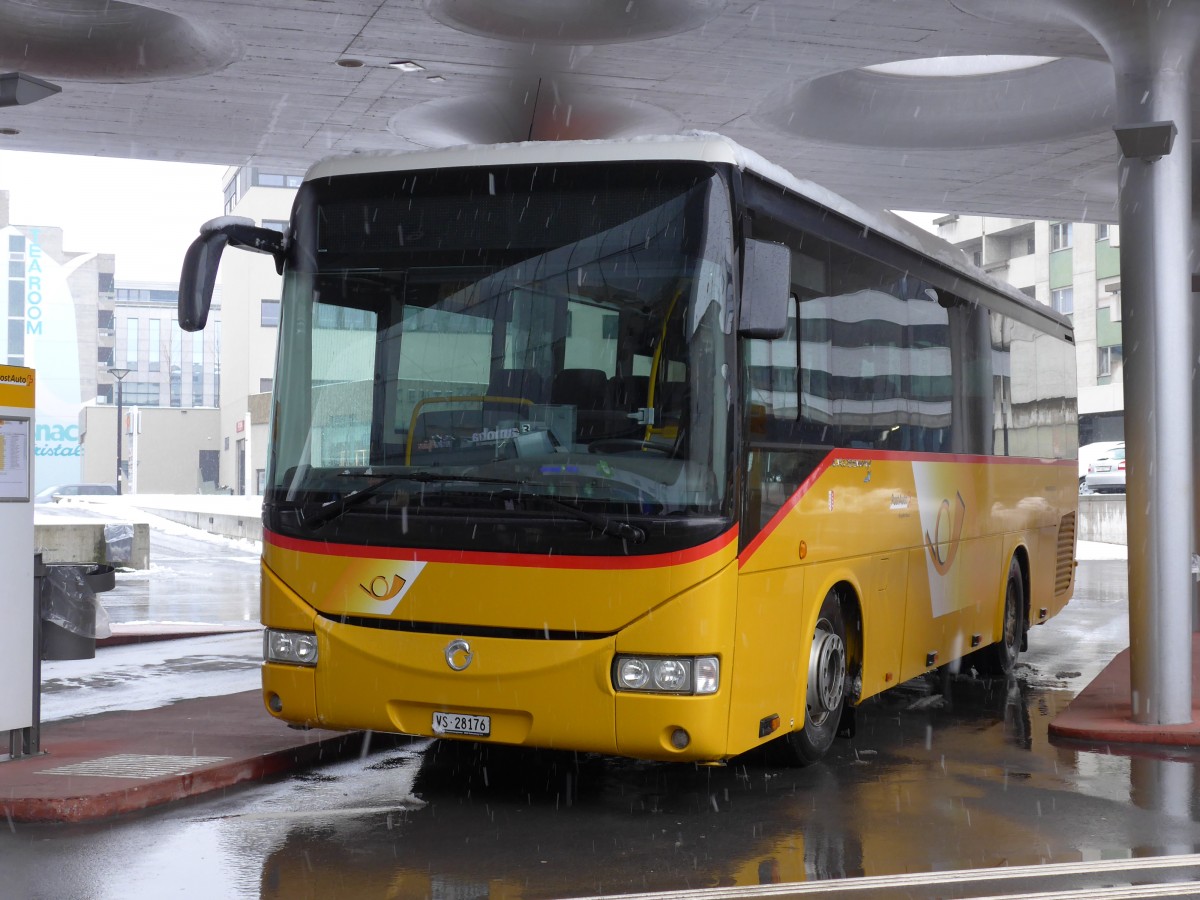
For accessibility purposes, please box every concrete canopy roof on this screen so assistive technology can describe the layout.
[0,0,1169,223]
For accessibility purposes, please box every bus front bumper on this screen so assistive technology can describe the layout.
[261,620,733,762]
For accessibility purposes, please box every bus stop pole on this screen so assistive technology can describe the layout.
[11,555,43,758]
[26,554,43,756]
[0,367,37,760]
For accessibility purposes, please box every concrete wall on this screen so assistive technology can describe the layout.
[33,517,150,569]
[1078,494,1127,544]
[79,405,221,493]
[119,494,263,542]
[131,504,262,542]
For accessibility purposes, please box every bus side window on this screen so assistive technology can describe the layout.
[742,295,825,535]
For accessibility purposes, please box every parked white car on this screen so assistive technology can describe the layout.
[1078,441,1123,493]
[1084,443,1126,494]
[34,483,118,503]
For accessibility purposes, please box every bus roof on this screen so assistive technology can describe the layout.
[303,133,1071,336]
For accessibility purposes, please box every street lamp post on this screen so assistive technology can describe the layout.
[108,367,132,495]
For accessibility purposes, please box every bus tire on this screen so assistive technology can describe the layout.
[779,590,847,766]
[973,556,1025,678]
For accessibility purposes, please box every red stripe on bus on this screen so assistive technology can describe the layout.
[738,450,838,566]
[264,526,738,570]
[736,449,1075,568]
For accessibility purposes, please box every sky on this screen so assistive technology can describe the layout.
[0,149,227,283]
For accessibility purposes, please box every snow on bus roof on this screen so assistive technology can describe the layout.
[303,133,1067,330]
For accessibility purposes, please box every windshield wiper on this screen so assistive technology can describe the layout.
[298,471,643,542]
[300,472,530,530]
[542,497,646,544]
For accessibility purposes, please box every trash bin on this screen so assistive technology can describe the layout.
[39,564,114,661]
[103,523,134,566]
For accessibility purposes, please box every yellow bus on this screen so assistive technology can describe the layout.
[180,134,1078,765]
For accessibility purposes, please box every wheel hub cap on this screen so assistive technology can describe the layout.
[808,622,846,717]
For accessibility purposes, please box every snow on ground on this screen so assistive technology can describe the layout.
[1076,540,1128,561]
[39,631,262,723]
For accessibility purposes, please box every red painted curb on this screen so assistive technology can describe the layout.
[1048,636,1200,748]
[0,691,365,824]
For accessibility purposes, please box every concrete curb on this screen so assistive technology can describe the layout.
[1048,634,1200,748]
[0,691,365,824]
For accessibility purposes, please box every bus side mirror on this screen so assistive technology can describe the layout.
[178,217,287,332]
[738,239,790,339]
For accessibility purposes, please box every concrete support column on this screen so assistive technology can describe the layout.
[1062,0,1200,725]
[1194,205,1200,634]
[1117,64,1194,724]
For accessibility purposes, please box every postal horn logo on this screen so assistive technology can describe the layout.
[924,491,966,576]
[359,574,407,602]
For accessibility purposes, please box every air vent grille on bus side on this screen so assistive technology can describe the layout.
[1055,511,1077,595]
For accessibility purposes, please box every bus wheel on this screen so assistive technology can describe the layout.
[974,557,1025,678]
[780,591,847,766]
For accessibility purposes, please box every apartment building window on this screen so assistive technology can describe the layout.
[1098,345,1122,379]
[1096,224,1110,242]
[98,346,113,366]
[98,310,114,332]
[259,377,274,393]
[98,272,115,293]
[148,319,161,372]
[261,299,280,327]
[8,234,24,252]
[251,170,302,189]
[126,318,139,369]
[192,330,205,406]
[170,324,182,407]
[261,219,288,233]
[97,385,113,404]
[1026,237,1036,255]
[213,320,221,408]
[123,382,161,406]
[1050,222,1073,251]
[1052,287,1074,315]
[8,320,23,360]
[223,177,240,216]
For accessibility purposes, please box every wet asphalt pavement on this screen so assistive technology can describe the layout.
[7,516,1192,899]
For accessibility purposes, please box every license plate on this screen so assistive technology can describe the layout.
[1096,465,1112,472]
[433,711,491,737]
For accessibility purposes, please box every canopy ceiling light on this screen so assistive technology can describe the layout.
[1114,121,1177,162]
[0,72,61,107]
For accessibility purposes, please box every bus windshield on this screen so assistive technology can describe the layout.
[266,161,736,554]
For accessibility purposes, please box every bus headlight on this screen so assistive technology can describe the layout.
[264,629,319,667]
[613,655,719,695]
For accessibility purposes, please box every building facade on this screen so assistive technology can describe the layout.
[216,166,298,495]
[78,403,221,494]
[77,280,225,492]
[932,216,1123,445]
[108,281,223,410]
[2,190,115,491]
